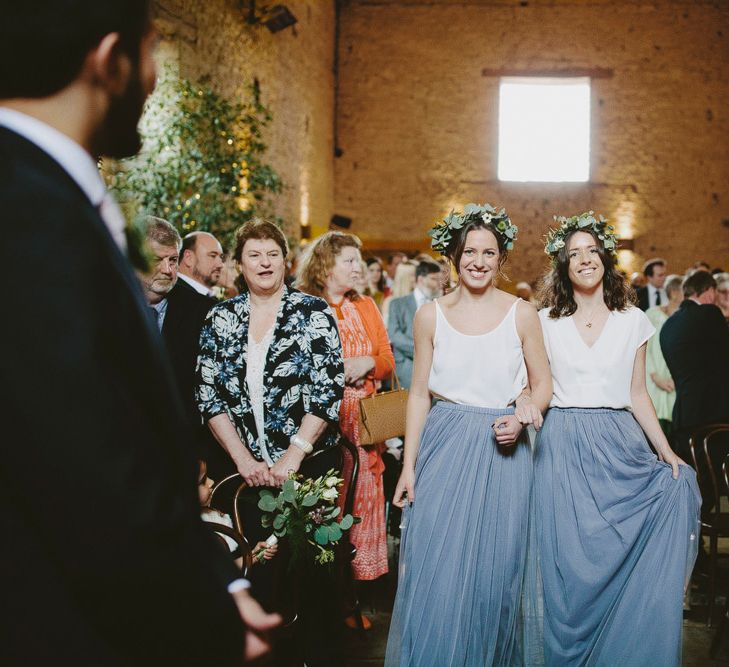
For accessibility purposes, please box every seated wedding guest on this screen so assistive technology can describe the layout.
[198,461,278,570]
[382,259,418,325]
[645,274,683,436]
[714,272,729,326]
[388,260,442,389]
[1,1,276,664]
[196,218,344,666]
[365,256,388,306]
[660,271,729,475]
[179,231,225,298]
[636,257,667,310]
[296,231,395,628]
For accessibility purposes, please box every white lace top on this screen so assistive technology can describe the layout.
[246,325,276,465]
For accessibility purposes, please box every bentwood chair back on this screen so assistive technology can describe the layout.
[203,520,253,577]
[712,453,729,656]
[690,424,729,626]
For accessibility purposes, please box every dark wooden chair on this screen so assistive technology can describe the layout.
[690,424,729,626]
[203,520,253,577]
[208,438,363,634]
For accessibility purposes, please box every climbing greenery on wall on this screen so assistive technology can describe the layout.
[105,67,282,248]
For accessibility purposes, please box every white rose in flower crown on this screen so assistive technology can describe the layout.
[324,475,339,488]
[322,487,339,501]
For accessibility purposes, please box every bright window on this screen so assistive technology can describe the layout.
[497,77,591,183]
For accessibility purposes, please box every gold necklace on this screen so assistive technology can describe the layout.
[579,303,604,328]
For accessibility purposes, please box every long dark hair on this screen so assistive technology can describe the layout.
[538,228,635,318]
[365,256,386,293]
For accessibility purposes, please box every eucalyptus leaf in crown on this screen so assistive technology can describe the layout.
[544,211,618,261]
[429,203,517,255]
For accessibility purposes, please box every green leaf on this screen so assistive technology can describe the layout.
[273,514,286,530]
[282,488,296,504]
[339,514,354,530]
[314,525,329,545]
[302,493,318,507]
[327,524,342,541]
[258,495,276,512]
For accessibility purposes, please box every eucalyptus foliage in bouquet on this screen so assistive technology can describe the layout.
[258,470,358,567]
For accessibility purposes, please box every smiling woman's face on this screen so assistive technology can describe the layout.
[567,231,605,290]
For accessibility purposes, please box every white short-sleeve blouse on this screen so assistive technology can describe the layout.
[539,306,655,409]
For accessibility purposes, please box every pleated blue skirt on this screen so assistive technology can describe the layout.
[385,402,541,666]
[535,408,701,667]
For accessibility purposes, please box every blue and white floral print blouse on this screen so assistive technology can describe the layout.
[195,285,344,463]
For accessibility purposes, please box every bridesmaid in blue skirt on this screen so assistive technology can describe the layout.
[533,212,701,666]
[385,204,552,666]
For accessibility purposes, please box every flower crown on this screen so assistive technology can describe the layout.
[429,203,517,256]
[544,211,618,260]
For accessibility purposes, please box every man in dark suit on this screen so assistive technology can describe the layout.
[660,271,729,465]
[0,2,276,664]
[636,257,668,311]
[387,260,442,388]
[140,219,225,471]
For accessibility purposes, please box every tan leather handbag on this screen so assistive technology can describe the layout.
[357,364,409,445]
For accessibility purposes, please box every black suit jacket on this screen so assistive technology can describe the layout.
[0,128,243,665]
[660,299,729,435]
[162,278,215,420]
[636,286,650,311]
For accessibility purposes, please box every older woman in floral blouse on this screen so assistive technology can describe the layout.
[195,219,345,664]
[196,219,344,486]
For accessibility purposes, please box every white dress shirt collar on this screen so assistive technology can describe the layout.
[0,107,127,250]
[413,287,431,310]
[178,272,215,297]
[647,283,667,307]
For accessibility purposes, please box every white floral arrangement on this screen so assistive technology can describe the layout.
[544,211,618,260]
[429,202,517,255]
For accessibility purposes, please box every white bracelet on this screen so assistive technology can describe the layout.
[290,435,313,454]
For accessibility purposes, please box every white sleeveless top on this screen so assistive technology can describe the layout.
[428,299,527,408]
[539,306,655,409]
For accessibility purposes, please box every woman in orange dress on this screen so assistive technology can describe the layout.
[297,232,394,588]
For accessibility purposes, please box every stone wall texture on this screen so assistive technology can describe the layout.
[154,0,335,245]
[335,0,729,282]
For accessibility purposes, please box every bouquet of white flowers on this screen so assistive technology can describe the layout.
[257,469,359,567]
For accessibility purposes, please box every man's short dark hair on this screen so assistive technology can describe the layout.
[683,271,716,299]
[416,260,441,280]
[181,232,202,258]
[642,258,666,277]
[387,252,407,264]
[0,1,151,99]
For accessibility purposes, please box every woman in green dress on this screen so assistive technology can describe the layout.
[645,274,683,436]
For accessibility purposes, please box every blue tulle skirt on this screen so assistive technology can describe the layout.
[385,402,542,666]
[535,408,701,666]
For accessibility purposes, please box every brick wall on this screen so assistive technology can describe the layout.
[335,0,729,283]
[154,0,335,246]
